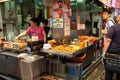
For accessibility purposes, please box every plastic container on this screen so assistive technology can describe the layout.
[27,46,33,61]
[27,46,31,56]
[67,63,83,79]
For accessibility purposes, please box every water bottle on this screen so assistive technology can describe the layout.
[27,46,31,56]
[27,46,32,61]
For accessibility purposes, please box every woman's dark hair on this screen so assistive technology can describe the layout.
[36,9,45,25]
[30,18,39,25]
[85,20,92,27]
[43,19,48,25]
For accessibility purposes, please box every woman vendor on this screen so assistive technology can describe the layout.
[15,18,46,43]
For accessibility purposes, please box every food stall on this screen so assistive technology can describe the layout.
[40,35,102,80]
[0,38,45,80]
[0,35,102,80]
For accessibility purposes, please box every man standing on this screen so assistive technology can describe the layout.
[101,9,115,35]
[102,15,120,80]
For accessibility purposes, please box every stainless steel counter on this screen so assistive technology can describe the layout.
[0,51,18,57]
[0,51,20,78]
[40,42,97,58]
[0,50,42,79]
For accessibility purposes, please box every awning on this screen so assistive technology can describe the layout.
[99,0,120,8]
[0,0,10,3]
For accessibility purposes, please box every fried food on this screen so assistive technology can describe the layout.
[3,40,27,49]
[51,45,81,53]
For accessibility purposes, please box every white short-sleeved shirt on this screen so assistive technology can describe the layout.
[105,19,115,31]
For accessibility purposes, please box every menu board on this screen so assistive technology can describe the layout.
[53,18,63,28]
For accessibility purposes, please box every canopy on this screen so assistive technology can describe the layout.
[99,0,120,8]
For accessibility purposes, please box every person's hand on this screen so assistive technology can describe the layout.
[102,52,106,59]
[15,36,19,40]
[44,40,46,44]
[101,30,108,35]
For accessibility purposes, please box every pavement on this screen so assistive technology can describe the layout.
[86,62,104,80]
[0,74,18,80]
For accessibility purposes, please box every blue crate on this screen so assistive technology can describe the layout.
[68,65,82,78]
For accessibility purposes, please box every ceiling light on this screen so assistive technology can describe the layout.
[77,0,83,3]
[0,0,10,3]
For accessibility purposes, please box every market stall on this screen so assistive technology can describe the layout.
[0,39,45,80]
[40,36,102,80]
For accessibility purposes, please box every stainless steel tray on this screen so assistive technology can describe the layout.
[40,47,87,58]
[40,38,101,57]
[2,47,26,53]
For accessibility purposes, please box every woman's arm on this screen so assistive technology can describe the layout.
[15,31,27,40]
[101,29,108,35]
[42,30,46,43]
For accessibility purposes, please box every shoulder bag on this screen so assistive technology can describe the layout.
[104,53,120,73]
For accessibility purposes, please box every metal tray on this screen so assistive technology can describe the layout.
[40,47,87,58]
[2,47,26,53]
[40,39,101,57]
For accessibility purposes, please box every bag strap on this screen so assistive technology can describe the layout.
[109,19,116,24]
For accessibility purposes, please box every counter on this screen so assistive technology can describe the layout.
[40,38,102,80]
[0,50,44,79]
[41,46,87,58]
[0,51,20,78]
[0,38,102,80]
[41,39,101,58]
